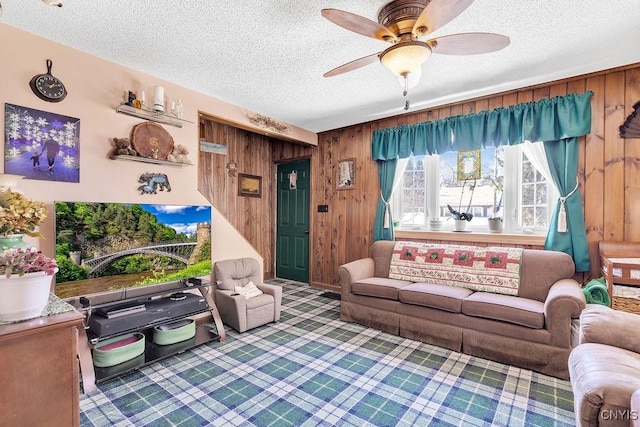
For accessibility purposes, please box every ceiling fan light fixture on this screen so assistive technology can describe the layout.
[398,67,421,90]
[380,41,431,77]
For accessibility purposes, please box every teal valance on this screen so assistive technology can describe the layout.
[372,91,593,159]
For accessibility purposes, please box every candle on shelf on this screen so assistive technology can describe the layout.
[171,101,176,113]
[153,86,164,113]
[140,90,146,105]
[175,99,183,119]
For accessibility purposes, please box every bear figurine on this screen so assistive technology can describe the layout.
[108,137,137,159]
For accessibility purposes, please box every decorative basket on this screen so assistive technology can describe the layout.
[153,319,196,345]
[93,332,145,367]
[612,284,640,314]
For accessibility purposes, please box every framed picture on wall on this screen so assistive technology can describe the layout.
[238,173,262,198]
[4,103,80,183]
[457,150,481,181]
[337,158,355,190]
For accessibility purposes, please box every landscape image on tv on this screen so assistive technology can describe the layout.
[54,202,212,299]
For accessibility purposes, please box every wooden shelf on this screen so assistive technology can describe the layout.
[115,104,193,128]
[113,154,191,167]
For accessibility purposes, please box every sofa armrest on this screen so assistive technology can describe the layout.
[214,288,247,332]
[338,258,375,299]
[544,278,586,347]
[580,304,640,354]
[257,283,282,322]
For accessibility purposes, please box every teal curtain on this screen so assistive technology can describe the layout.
[543,137,591,272]
[372,92,593,159]
[373,159,396,241]
[371,92,593,269]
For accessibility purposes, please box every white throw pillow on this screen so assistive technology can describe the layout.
[234,281,263,299]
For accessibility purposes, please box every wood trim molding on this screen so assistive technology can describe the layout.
[394,229,546,247]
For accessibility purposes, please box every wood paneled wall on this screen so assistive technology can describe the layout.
[198,64,640,291]
[198,118,276,277]
[198,117,315,278]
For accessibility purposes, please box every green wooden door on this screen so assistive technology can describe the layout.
[276,160,310,282]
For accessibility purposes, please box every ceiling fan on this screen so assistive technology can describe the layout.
[322,0,510,104]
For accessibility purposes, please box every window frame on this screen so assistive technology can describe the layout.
[392,144,558,235]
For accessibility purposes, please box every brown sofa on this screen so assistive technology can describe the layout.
[338,240,586,379]
[569,305,640,426]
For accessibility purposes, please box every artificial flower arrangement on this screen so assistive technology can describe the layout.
[0,189,57,278]
[0,189,47,238]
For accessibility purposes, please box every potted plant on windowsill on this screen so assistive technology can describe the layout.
[487,174,504,233]
[447,179,476,231]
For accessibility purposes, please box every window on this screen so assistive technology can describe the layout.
[392,144,558,233]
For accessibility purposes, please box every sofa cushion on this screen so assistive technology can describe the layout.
[351,277,410,300]
[462,292,545,329]
[399,283,473,313]
[245,293,274,309]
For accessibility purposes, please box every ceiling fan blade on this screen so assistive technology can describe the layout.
[427,32,510,55]
[322,9,398,42]
[323,52,381,77]
[412,0,474,37]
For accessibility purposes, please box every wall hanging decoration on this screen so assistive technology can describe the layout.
[457,150,481,181]
[337,158,355,190]
[131,122,174,160]
[619,101,640,138]
[29,59,67,103]
[226,161,237,177]
[199,140,228,155]
[289,170,298,190]
[4,103,80,183]
[238,173,262,198]
[137,172,171,195]
[245,112,290,134]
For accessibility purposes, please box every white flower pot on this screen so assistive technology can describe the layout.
[429,220,443,231]
[454,219,468,231]
[488,218,503,233]
[0,272,53,322]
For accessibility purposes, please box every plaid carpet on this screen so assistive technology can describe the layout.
[80,279,575,426]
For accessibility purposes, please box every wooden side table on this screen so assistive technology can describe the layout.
[0,308,85,427]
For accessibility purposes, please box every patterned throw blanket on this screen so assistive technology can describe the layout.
[389,241,524,296]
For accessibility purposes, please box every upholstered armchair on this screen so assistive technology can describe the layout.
[213,258,282,333]
[569,304,640,426]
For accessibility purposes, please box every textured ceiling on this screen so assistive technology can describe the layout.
[2,1,640,133]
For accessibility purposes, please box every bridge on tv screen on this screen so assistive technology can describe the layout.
[82,242,197,276]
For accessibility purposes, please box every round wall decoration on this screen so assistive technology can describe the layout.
[131,122,174,160]
[29,59,67,102]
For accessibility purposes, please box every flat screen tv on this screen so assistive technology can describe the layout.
[54,202,212,299]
